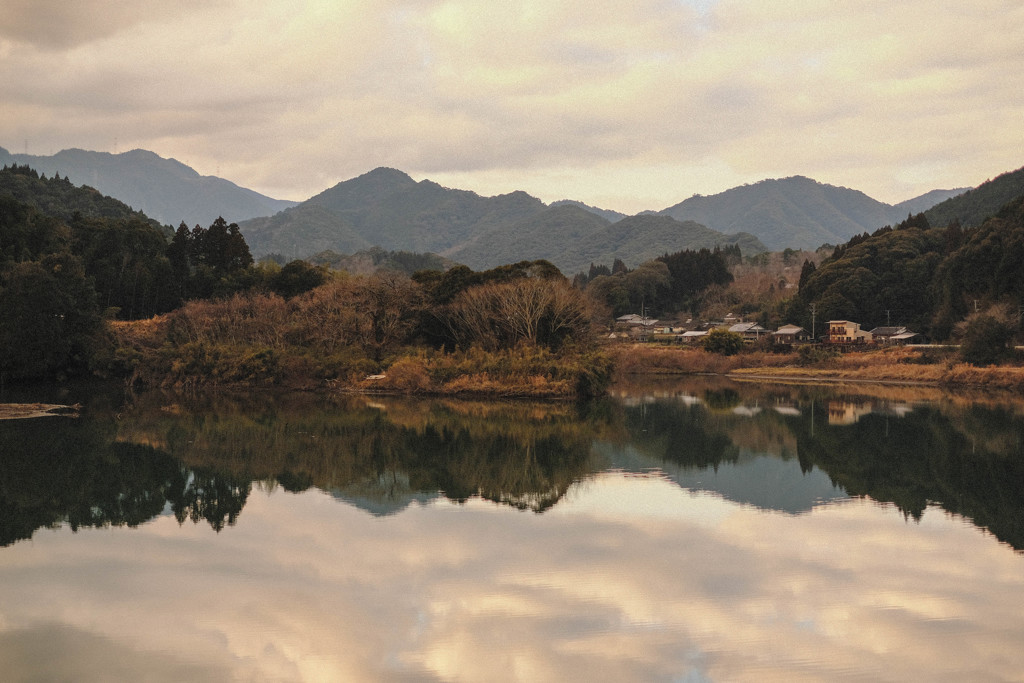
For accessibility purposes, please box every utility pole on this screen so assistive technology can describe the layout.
[886,309,891,327]
[810,303,816,341]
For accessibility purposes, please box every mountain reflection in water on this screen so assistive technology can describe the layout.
[1,378,1023,551]
[3,379,1024,681]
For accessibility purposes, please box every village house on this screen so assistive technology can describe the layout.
[614,313,660,341]
[679,330,708,344]
[728,321,768,342]
[773,324,810,344]
[828,320,873,344]
[869,326,920,345]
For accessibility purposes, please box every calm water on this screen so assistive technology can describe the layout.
[1,378,1023,682]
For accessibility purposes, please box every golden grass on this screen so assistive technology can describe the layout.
[610,343,1024,391]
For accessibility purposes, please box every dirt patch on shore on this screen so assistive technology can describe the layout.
[0,403,81,420]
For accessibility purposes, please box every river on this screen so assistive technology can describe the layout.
[1,377,1022,681]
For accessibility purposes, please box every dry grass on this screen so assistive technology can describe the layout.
[608,344,797,378]
[610,343,1024,391]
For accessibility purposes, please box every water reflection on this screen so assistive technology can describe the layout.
[3,380,1024,550]
[2,380,1024,680]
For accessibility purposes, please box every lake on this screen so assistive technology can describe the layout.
[1,377,1023,681]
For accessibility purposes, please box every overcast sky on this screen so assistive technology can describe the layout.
[2,0,1022,213]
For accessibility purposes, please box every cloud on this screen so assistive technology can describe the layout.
[1,0,1022,209]
[2,476,1023,681]
[0,0,220,50]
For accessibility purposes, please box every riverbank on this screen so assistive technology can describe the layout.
[110,317,613,399]
[607,344,1024,392]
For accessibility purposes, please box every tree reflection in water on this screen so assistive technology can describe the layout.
[2,379,1023,551]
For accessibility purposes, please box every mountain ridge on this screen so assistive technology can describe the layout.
[656,175,966,250]
[0,146,296,227]
[240,169,764,272]
[3,145,982,267]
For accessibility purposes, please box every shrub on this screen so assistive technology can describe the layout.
[702,328,744,356]
[959,314,1014,366]
[380,357,432,393]
[796,344,839,366]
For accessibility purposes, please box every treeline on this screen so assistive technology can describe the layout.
[574,245,739,318]
[0,167,330,380]
[789,195,1024,348]
[304,246,450,276]
[924,164,1024,230]
[0,163,168,235]
[117,259,610,396]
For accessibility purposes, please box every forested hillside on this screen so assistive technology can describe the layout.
[0,147,296,227]
[0,166,263,379]
[553,214,762,276]
[660,176,899,251]
[240,167,762,272]
[789,187,1024,342]
[241,168,547,260]
[924,165,1024,229]
[0,163,168,237]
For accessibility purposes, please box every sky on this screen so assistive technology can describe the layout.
[2,0,1023,213]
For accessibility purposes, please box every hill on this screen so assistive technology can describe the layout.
[447,204,612,271]
[0,162,168,236]
[555,214,764,275]
[789,184,1024,342]
[242,168,765,272]
[306,246,453,276]
[0,146,295,227]
[893,188,969,216]
[658,176,961,251]
[549,199,627,223]
[241,203,372,259]
[924,165,1024,229]
[241,168,548,261]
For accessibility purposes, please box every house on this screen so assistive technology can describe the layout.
[773,324,810,344]
[869,326,920,345]
[828,320,873,344]
[728,322,768,342]
[680,330,708,344]
[616,313,659,329]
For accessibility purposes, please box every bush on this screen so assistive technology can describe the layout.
[959,314,1014,366]
[702,328,744,356]
[796,344,839,365]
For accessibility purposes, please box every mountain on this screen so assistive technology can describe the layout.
[924,165,1024,229]
[559,214,764,275]
[241,167,547,261]
[447,204,612,270]
[549,199,627,223]
[893,188,969,216]
[241,203,371,258]
[243,170,764,273]
[657,176,971,251]
[0,146,295,227]
[0,162,166,235]
[658,176,899,250]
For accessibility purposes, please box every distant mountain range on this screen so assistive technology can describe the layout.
[656,176,968,251]
[3,145,982,271]
[239,168,765,273]
[0,146,295,227]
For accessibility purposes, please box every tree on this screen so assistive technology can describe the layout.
[0,252,102,379]
[957,306,1016,366]
[354,272,424,361]
[445,278,591,351]
[702,328,744,356]
[270,260,326,298]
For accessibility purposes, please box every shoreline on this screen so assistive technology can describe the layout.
[606,343,1024,392]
